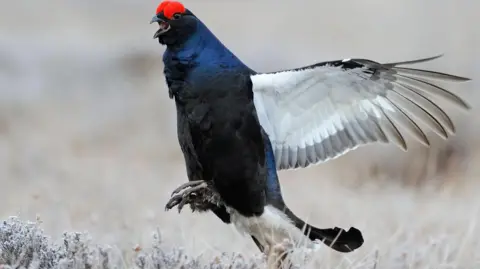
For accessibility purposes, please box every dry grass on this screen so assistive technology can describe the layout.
[1,0,479,268]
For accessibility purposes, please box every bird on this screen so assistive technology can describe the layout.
[152,1,365,257]
[150,0,470,262]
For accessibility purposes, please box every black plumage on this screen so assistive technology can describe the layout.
[151,1,470,262]
[153,3,364,256]
[174,70,267,217]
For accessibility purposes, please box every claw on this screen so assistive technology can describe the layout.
[164,193,182,211]
[165,181,208,213]
[177,194,191,212]
[170,180,205,197]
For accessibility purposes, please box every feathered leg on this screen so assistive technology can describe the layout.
[165,180,223,213]
[165,180,208,212]
[166,181,267,253]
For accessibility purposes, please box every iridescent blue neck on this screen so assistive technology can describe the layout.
[164,19,250,70]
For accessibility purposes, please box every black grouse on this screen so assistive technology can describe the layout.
[150,0,471,260]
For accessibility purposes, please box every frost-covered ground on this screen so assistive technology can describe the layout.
[1,0,480,268]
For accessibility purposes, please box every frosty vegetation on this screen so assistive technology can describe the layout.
[2,213,479,269]
[1,216,387,269]
[2,205,480,269]
[0,217,267,269]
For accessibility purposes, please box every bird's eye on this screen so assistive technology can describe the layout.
[172,13,182,20]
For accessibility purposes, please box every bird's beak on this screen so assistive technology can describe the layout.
[151,15,171,38]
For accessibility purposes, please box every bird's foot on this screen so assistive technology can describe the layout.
[170,180,206,197]
[266,239,294,269]
[165,180,210,213]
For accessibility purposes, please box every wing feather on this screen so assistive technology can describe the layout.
[377,96,429,147]
[396,74,470,109]
[251,55,470,170]
[392,82,454,134]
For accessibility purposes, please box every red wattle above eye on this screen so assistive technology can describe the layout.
[163,1,186,19]
[155,1,186,19]
[156,1,172,15]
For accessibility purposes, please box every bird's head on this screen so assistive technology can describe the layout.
[150,1,198,46]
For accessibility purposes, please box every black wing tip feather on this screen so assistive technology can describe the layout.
[383,54,471,111]
[454,94,472,110]
[459,100,472,110]
[394,67,471,82]
[385,54,471,81]
[281,54,471,82]
[395,72,471,110]
[350,54,471,82]
[385,54,445,67]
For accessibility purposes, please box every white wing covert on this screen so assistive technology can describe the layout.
[251,55,470,170]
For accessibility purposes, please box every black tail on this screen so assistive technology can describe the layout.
[283,206,364,253]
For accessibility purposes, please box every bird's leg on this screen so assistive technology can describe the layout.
[189,188,223,212]
[165,181,207,212]
[165,180,215,213]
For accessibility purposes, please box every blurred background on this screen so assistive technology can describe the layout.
[1,0,480,267]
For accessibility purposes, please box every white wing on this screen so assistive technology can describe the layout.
[251,55,470,170]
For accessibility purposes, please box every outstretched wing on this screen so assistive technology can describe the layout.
[251,55,470,170]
